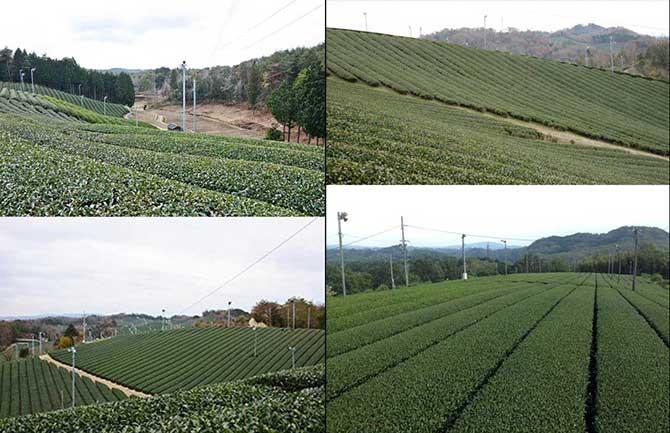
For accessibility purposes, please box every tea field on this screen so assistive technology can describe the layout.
[51,326,325,394]
[326,28,670,184]
[0,357,126,419]
[326,273,669,433]
[0,365,324,433]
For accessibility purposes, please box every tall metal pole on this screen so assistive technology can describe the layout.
[616,244,621,282]
[82,313,86,343]
[505,243,509,274]
[227,301,232,327]
[181,61,187,131]
[363,12,367,31]
[337,212,348,296]
[68,346,76,408]
[483,15,487,49]
[307,307,311,329]
[288,346,296,369]
[30,68,36,93]
[103,96,107,116]
[609,35,614,73]
[162,309,166,331]
[292,301,296,330]
[632,228,639,291]
[253,327,257,357]
[461,234,467,280]
[20,70,25,91]
[193,78,196,132]
[401,217,409,286]
[390,254,396,289]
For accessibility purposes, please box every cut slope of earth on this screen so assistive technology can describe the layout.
[327,78,669,184]
[0,365,324,433]
[326,273,669,433]
[51,327,325,394]
[327,28,669,156]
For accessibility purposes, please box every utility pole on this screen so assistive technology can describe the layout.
[82,313,86,343]
[103,96,108,116]
[162,309,166,331]
[79,84,83,106]
[288,346,296,369]
[68,346,76,408]
[501,240,508,275]
[419,26,422,38]
[38,332,43,355]
[401,216,409,286]
[390,254,396,289]
[486,242,490,259]
[227,301,232,327]
[585,46,590,67]
[483,15,487,49]
[616,244,621,282]
[30,68,36,93]
[193,78,197,133]
[609,35,615,73]
[181,61,187,132]
[632,228,639,291]
[461,234,467,280]
[292,301,296,330]
[337,211,348,296]
[307,307,311,329]
[363,12,367,31]
[253,327,257,357]
[409,26,412,37]
[525,254,529,273]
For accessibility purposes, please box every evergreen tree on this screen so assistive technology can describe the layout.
[246,61,260,113]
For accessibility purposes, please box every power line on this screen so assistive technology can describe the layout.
[343,225,399,247]
[215,0,300,52]
[243,4,324,49]
[407,224,537,243]
[177,218,318,314]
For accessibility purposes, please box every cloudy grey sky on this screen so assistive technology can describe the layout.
[328,1,669,37]
[0,0,324,70]
[0,218,324,318]
[327,186,670,248]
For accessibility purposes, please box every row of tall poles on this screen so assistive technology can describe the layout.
[336,215,643,295]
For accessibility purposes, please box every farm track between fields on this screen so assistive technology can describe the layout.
[328,277,585,401]
[40,355,150,398]
[585,284,599,433]
[353,80,669,162]
[439,283,581,432]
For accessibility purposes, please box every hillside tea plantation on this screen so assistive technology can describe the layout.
[0,365,324,433]
[326,273,669,433]
[51,326,325,394]
[0,108,325,216]
[326,28,670,185]
[0,357,126,419]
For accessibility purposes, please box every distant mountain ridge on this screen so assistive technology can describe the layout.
[423,23,669,80]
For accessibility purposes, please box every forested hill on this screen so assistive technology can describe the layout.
[525,226,669,255]
[423,24,669,80]
[0,47,135,106]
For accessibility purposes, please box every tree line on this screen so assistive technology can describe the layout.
[326,242,669,295]
[0,47,135,106]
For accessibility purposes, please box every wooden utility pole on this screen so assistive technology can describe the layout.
[632,229,639,291]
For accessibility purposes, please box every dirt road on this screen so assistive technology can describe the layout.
[40,354,151,398]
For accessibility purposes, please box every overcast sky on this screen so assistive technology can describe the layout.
[0,0,324,70]
[0,218,324,318]
[328,1,669,37]
[326,186,670,248]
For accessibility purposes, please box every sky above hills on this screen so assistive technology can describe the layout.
[0,218,324,317]
[0,0,324,70]
[328,0,669,37]
[326,186,670,248]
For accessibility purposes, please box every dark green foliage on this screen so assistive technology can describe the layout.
[246,61,260,112]
[0,357,124,419]
[265,127,283,141]
[50,327,325,394]
[0,47,134,105]
[0,365,324,432]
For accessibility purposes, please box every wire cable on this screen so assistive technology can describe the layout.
[243,3,324,49]
[177,217,318,314]
[406,224,537,243]
[343,225,399,247]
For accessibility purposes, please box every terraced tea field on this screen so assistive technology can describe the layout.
[51,326,325,394]
[0,112,325,216]
[0,357,126,419]
[0,365,324,433]
[326,28,670,184]
[326,273,669,433]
